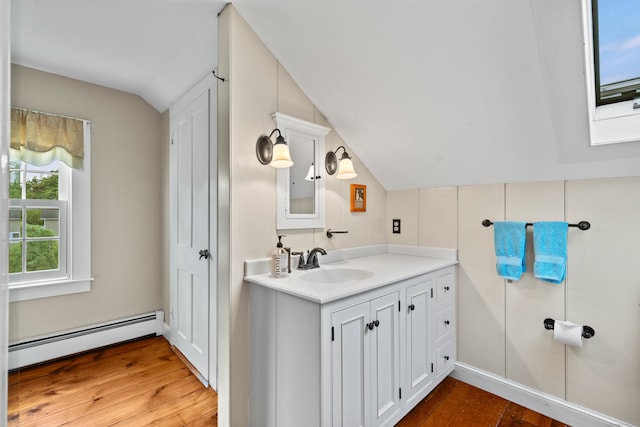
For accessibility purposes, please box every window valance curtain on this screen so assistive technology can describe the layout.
[10,107,85,170]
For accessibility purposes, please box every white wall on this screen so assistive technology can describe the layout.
[217,6,387,426]
[391,177,640,425]
[9,65,164,341]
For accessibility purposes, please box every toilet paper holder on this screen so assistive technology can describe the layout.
[544,318,595,339]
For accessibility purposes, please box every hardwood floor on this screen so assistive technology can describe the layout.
[8,336,217,426]
[8,336,567,426]
[397,377,569,427]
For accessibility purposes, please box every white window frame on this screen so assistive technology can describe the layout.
[9,120,92,302]
[582,0,640,146]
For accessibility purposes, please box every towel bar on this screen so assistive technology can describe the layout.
[482,219,590,230]
[543,318,595,339]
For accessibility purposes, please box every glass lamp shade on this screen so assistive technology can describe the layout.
[270,142,293,168]
[337,157,357,179]
[304,164,315,181]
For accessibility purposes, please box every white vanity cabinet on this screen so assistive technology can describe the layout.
[248,262,456,427]
[331,291,401,427]
[405,279,435,406]
[434,269,456,378]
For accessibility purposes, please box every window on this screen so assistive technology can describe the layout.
[9,108,92,302]
[591,0,640,106]
[9,160,68,282]
[582,0,640,145]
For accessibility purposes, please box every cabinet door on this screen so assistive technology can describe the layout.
[405,280,433,404]
[332,302,370,427]
[370,292,400,426]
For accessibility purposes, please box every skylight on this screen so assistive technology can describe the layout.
[593,0,640,106]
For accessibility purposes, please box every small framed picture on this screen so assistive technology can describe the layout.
[350,184,366,212]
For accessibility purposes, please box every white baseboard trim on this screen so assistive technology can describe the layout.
[9,310,165,370]
[452,362,634,427]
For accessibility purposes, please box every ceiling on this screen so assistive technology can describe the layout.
[11,0,640,191]
[11,0,226,113]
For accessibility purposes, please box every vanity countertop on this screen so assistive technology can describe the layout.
[244,245,457,304]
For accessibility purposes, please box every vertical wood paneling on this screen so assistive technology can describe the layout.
[387,190,419,245]
[457,184,505,376]
[419,187,458,248]
[504,181,565,398]
[565,177,640,426]
[277,64,315,122]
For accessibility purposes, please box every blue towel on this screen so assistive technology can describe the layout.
[494,221,527,281]
[533,222,568,284]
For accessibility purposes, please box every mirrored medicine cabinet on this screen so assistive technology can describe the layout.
[274,112,331,229]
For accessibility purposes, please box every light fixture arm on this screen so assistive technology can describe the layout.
[334,145,351,160]
[269,128,282,140]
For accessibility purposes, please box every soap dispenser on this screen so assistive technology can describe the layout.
[271,235,289,278]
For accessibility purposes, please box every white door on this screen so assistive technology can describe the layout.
[170,78,214,382]
[332,301,370,427]
[370,292,400,427]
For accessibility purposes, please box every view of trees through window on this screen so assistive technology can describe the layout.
[9,161,61,275]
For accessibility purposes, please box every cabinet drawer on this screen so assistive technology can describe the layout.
[435,306,454,341]
[436,340,455,374]
[435,271,454,303]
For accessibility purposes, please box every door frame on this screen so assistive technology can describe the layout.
[169,73,217,389]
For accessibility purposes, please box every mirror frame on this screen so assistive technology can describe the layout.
[274,112,331,229]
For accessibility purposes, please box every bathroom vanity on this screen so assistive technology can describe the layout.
[245,245,457,427]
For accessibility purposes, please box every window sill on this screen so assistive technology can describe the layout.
[589,100,640,146]
[9,278,94,302]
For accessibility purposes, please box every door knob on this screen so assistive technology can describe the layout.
[199,249,210,260]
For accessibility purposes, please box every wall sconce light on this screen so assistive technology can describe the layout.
[304,163,315,181]
[256,129,293,168]
[325,146,357,179]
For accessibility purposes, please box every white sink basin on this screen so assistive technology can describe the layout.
[300,268,374,284]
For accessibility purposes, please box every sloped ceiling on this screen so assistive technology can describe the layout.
[11,0,640,190]
[11,0,226,112]
[233,0,640,190]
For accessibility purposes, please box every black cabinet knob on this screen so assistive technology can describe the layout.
[199,249,210,260]
[444,286,450,291]
[444,355,450,361]
[444,320,450,325]
[374,320,380,327]
[367,322,375,331]
[409,304,415,311]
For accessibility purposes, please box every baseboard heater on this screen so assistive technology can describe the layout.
[9,310,165,370]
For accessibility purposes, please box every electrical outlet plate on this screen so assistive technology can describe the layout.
[392,219,401,234]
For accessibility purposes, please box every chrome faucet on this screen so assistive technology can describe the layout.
[304,247,327,269]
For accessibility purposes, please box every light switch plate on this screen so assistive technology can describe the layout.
[393,219,401,234]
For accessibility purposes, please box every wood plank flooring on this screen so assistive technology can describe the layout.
[8,336,217,426]
[397,376,569,427]
[8,336,567,426]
